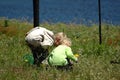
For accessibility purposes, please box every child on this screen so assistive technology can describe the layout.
[41,32,67,65]
[25,27,54,66]
[48,37,78,70]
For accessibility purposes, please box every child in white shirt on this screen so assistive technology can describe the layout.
[25,27,54,66]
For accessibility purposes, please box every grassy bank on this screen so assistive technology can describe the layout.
[0,19,120,80]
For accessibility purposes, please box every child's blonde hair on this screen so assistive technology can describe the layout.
[62,38,72,47]
[54,32,67,46]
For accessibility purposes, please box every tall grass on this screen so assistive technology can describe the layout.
[0,19,120,80]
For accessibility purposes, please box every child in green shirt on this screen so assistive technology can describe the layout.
[48,37,78,70]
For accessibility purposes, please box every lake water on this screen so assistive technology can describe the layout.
[0,0,120,25]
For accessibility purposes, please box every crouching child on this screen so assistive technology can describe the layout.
[48,37,78,70]
[25,27,54,67]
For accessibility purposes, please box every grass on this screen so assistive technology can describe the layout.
[0,19,120,80]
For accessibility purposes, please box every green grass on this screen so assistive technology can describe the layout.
[0,19,120,80]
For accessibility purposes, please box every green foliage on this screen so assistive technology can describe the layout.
[4,19,8,27]
[0,19,120,80]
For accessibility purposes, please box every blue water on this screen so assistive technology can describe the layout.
[0,0,120,25]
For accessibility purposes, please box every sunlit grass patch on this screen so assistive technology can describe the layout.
[0,19,120,80]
